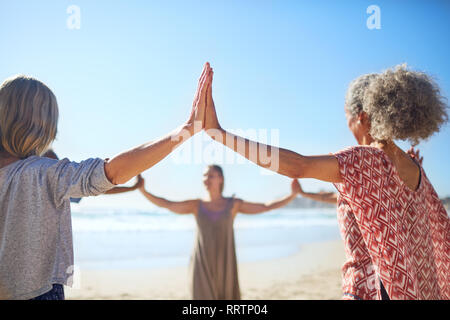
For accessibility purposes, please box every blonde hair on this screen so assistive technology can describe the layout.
[363,64,448,146]
[0,75,58,158]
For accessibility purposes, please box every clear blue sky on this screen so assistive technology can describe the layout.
[1,0,449,210]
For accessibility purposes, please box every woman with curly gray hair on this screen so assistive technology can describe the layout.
[203,64,449,300]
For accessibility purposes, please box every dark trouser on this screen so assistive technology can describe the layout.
[380,281,390,300]
[30,284,65,300]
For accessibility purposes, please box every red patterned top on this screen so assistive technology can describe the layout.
[333,146,449,300]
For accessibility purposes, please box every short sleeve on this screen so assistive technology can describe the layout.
[332,146,363,196]
[45,157,116,207]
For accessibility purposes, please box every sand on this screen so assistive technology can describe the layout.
[65,240,346,300]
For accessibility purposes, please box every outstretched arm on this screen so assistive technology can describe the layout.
[138,182,198,214]
[297,180,337,204]
[43,150,144,196]
[236,179,300,215]
[203,68,342,183]
[104,63,212,185]
[104,174,144,194]
[104,186,137,195]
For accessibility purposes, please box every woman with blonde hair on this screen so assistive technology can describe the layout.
[138,164,301,299]
[0,63,212,300]
[203,64,449,300]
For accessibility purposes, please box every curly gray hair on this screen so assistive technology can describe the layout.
[345,73,379,118]
[363,64,448,146]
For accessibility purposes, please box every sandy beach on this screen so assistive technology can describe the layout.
[65,240,346,300]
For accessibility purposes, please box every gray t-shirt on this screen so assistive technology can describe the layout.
[0,156,116,299]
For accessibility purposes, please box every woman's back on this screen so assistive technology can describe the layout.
[0,156,114,299]
[334,145,449,300]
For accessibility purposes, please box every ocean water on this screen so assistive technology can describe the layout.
[71,207,341,270]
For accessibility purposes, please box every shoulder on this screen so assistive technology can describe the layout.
[232,198,243,206]
[182,198,201,209]
[4,156,57,175]
[43,157,108,174]
[333,145,382,159]
[333,145,384,169]
[229,198,242,217]
[191,199,202,214]
[228,197,242,209]
[23,155,56,166]
[0,156,62,194]
[21,156,75,171]
[332,146,384,192]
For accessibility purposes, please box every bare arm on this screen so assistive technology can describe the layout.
[296,180,337,204]
[104,63,212,185]
[203,68,342,183]
[104,174,144,194]
[300,191,337,204]
[104,126,192,185]
[236,179,300,215]
[237,194,296,215]
[209,130,340,182]
[104,186,137,194]
[139,187,198,215]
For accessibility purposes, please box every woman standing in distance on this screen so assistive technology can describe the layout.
[138,165,301,299]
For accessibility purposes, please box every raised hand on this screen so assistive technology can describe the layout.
[407,146,424,165]
[204,68,221,132]
[291,179,301,195]
[103,63,214,186]
[134,174,145,191]
[186,62,212,134]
